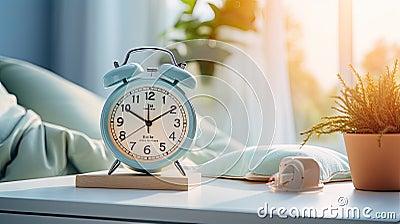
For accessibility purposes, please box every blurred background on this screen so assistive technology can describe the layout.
[1,0,399,153]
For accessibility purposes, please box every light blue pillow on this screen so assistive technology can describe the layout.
[198,144,351,183]
[0,57,104,139]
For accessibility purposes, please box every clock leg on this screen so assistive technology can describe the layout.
[174,160,186,176]
[108,159,121,175]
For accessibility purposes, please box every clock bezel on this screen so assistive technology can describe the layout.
[100,77,196,173]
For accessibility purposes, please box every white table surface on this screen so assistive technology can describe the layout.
[0,172,398,224]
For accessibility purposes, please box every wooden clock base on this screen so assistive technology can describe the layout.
[75,169,201,191]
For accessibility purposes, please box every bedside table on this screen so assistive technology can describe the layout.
[0,173,398,223]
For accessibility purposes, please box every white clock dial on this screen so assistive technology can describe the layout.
[108,86,189,162]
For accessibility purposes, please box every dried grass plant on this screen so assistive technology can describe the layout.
[301,60,400,146]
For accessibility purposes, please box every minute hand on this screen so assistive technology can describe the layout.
[150,107,176,123]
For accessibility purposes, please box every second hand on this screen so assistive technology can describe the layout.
[126,124,146,139]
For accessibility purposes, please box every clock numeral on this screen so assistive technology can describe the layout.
[169,132,176,141]
[132,95,139,103]
[170,105,177,114]
[144,145,151,155]
[119,131,126,141]
[130,141,136,151]
[174,118,180,128]
[145,91,155,100]
[121,104,131,112]
[162,95,166,104]
[159,142,166,152]
[116,117,124,127]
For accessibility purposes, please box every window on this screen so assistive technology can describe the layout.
[284,0,400,153]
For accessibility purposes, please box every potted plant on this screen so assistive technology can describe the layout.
[301,60,400,191]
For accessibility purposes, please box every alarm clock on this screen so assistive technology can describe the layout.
[100,47,197,176]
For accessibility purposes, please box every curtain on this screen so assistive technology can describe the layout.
[0,0,52,70]
[230,0,295,145]
[261,0,296,143]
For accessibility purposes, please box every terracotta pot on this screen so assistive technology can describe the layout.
[343,133,400,191]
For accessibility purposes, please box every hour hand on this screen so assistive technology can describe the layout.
[126,108,147,122]
[146,104,151,133]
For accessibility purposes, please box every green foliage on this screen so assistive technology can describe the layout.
[161,0,258,83]
[162,0,257,42]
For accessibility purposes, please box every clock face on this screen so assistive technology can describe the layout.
[107,85,189,162]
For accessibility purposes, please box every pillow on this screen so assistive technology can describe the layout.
[0,57,104,139]
[0,81,114,182]
[197,144,351,183]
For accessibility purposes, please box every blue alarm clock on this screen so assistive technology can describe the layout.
[100,47,197,176]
